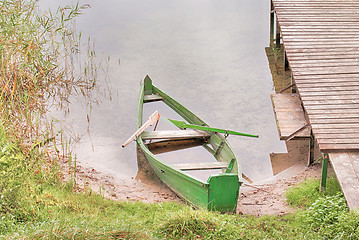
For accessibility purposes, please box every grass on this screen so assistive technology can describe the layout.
[286,176,342,208]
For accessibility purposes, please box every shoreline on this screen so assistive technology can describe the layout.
[62,149,329,216]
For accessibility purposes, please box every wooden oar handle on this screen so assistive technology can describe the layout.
[122,111,160,148]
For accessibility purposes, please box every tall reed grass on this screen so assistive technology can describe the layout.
[0,0,101,153]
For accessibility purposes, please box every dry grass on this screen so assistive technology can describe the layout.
[0,0,102,153]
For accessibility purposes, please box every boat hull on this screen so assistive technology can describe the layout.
[136,76,241,212]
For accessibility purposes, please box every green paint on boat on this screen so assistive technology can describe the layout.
[168,119,259,138]
[136,75,243,212]
[208,174,240,212]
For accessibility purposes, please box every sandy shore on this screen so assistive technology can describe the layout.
[61,146,329,216]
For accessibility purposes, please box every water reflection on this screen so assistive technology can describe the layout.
[41,0,286,181]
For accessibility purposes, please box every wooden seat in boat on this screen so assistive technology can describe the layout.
[141,130,210,140]
[172,162,229,171]
[143,94,163,103]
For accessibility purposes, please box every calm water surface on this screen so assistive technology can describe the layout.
[42,0,286,181]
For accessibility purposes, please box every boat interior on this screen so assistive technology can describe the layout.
[142,100,228,181]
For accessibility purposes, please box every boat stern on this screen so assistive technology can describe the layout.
[207,173,241,213]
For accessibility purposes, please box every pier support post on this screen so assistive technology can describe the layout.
[276,18,281,49]
[270,0,274,47]
[284,52,289,71]
[320,153,329,192]
[309,131,315,165]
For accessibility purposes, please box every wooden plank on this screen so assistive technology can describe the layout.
[320,144,359,152]
[303,99,359,105]
[301,92,359,102]
[297,82,359,88]
[275,112,308,120]
[286,47,359,53]
[285,43,359,49]
[277,17,359,22]
[307,108,359,115]
[276,5,359,8]
[300,92,359,98]
[311,123,359,129]
[288,55,359,62]
[304,104,359,110]
[280,22,359,28]
[310,118,359,124]
[317,138,359,144]
[283,34,359,39]
[293,68,359,76]
[313,128,359,134]
[294,73,359,80]
[291,62,359,68]
[299,85,359,92]
[316,133,359,139]
[285,39,359,44]
[296,79,359,85]
[172,162,229,171]
[308,113,359,119]
[287,51,359,56]
[278,13,359,17]
[288,54,359,61]
[299,91,359,97]
[143,94,163,103]
[271,94,310,139]
[280,22,359,27]
[141,130,209,140]
[282,29,359,33]
[329,153,359,210]
[301,91,359,97]
[278,7,359,11]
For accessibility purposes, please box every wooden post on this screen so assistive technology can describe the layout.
[270,0,274,47]
[284,51,289,71]
[276,18,281,49]
[309,131,315,165]
[321,153,329,192]
[290,73,297,93]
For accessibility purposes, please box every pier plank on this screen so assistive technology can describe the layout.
[304,104,359,110]
[308,113,359,119]
[329,153,359,210]
[271,93,310,140]
[299,91,359,97]
[316,133,359,139]
[317,139,359,144]
[312,128,359,134]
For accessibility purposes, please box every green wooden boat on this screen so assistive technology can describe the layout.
[136,75,242,212]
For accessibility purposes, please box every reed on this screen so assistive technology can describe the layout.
[0,0,101,154]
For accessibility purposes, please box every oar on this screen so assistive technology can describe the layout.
[122,111,160,148]
[168,119,259,138]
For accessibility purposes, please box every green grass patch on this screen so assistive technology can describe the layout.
[286,176,341,208]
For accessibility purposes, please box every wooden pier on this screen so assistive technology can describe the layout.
[271,0,359,210]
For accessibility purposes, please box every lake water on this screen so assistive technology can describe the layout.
[42,0,286,182]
